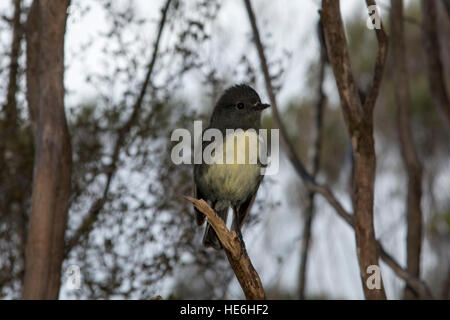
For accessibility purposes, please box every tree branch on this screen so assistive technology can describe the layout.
[184,196,265,300]
[390,0,424,300]
[298,19,327,300]
[243,0,314,186]
[314,184,434,299]
[3,0,22,133]
[321,0,388,299]
[318,3,364,126]
[364,0,388,114]
[377,244,433,299]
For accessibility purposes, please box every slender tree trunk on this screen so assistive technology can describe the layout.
[3,0,21,131]
[25,0,41,137]
[321,0,387,300]
[2,0,22,168]
[23,0,72,300]
[421,0,450,134]
[0,0,27,294]
[298,19,327,300]
[443,0,450,19]
[391,0,424,300]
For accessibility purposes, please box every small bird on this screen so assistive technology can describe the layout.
[193,84,270,249]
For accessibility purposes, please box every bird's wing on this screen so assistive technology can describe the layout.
[193,126,212,226]
[232,178,262,231]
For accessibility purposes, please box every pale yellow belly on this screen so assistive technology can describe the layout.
[200,130,262,203]
[202,162,260,202]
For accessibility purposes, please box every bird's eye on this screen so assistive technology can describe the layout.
[236,102,244,110]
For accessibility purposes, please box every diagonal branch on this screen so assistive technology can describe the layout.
[313,185,433,299]
[377,244,433,299]
[65,0,173,254]
[184,196,265,300]
[243,0,314,186]
[363,0,389,115]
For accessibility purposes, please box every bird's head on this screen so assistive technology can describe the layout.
[210,84,270,130]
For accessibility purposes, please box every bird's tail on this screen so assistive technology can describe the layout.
[202,207,228,250]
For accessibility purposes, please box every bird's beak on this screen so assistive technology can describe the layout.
[255,103,271,111]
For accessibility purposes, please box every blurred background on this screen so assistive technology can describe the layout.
[0,0,449,299]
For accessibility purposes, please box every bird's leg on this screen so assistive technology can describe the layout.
[232,205,244,241]
[235,226,243,241]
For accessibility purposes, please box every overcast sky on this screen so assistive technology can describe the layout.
[64,0,382,108]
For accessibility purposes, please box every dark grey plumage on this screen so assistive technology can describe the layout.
[193,84,269,249]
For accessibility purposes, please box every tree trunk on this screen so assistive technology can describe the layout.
[321,0,387,300]
[421,0,450,134]
[23,0,72,300]
[298,19,327,300]
[25,0,41,137]
[391,0,424,300]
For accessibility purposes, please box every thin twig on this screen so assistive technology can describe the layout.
[364,0,389,114]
